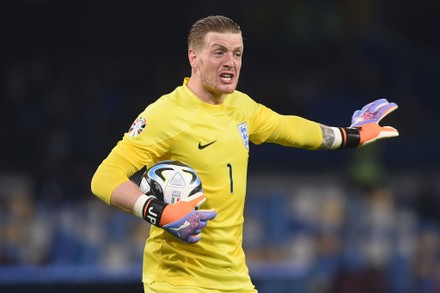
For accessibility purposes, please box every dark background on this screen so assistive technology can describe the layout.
[2,0,439,200]
[1,0,440,292]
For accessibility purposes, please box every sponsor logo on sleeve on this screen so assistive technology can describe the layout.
[128,117,147,137]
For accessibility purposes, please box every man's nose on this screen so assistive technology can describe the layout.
[223,53,234,67]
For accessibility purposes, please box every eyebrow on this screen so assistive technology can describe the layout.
[210,43,243,51]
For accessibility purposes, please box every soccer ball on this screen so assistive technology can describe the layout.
[139,160,202,204]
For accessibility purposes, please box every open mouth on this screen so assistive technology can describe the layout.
[220,73,234,82]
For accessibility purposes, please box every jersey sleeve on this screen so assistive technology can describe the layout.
[249,103,323,150]
[90,138,145,204]
[91,94,193,204]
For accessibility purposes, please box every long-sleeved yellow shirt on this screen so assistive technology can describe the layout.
[91,78,322,291]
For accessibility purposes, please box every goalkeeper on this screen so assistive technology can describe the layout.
[91,15,398,293]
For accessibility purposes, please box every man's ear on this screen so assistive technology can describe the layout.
[188,48,198,68]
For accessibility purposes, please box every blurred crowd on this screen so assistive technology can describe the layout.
[2,172,440,293]
[244,173,440,292]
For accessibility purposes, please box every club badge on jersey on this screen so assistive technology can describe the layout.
[237,122,249,150]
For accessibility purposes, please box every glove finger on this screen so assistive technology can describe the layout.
[351,109,361,120]
[357,98,390,116]
[197,209,217,221]
[360,98,387,113]
[380,126,399,137]
[191,218,211,239]
[361,126,399,146]
[371,98,389,111]
[187,192,206,208]
[186,234,202,244]
[197,220,208,230]
[351,102,398,127]
[376,103,398,122]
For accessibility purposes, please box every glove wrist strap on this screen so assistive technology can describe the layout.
[134,194,167,226]
[144,197,167,226]
[340,127,360,148]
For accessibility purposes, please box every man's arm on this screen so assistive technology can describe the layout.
[109,180,144,214]
[319,125,342,149]
[91,151,216,244]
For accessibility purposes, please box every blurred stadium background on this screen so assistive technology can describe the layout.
[1,0,440,292]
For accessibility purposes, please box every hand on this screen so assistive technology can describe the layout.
[350,98,399,146]
[143,192,217,244]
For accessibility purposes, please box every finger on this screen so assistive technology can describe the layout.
[352,102,398,127]
[371,98,389,111]
[187,192,206,208]
[361,98,387,112]
[197,209,217,221]
[362,126,399,145]
[186,234,202,244]
[379,126,399,138]
[197,220,208,230]
[353,109,361,118]
[377,103,398,122]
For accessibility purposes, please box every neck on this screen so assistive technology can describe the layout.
[186,79,224,105]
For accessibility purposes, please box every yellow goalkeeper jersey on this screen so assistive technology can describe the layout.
[92,78,323,291]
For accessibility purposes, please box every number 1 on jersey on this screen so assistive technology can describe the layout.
[227,163,234,194]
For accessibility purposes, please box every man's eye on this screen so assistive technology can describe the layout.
[214,51,224,56]
[234,52,242,58]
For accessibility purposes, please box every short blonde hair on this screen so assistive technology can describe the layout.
[187,15,242,50]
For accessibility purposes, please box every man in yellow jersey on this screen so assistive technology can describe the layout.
[91,15,398,292]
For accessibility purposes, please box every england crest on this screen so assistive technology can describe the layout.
[237,122,249,150]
